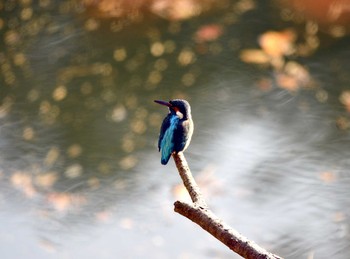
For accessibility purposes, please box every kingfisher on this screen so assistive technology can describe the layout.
[154,99,194,165]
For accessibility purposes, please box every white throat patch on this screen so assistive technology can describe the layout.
[176,111,183,119]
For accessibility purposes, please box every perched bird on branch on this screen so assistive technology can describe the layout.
[154,99,194,165]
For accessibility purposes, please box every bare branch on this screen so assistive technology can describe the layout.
[174,201,282,259]
[172,152,283,259]
[172,152,207,208]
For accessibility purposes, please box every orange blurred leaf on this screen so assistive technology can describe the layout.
[239,49,270,65]
[95,210,112,222]
[256,78,273,91]
[195,24,223,42]
[339,91,350,112]
[319,171,337,183]
[276,73,299,91]
[151,0,203,21]
[35,172,58,188]
[11,172,37,198]
[259,29,296,58]
[47,192,86,212]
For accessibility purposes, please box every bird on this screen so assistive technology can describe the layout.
[154,99,194,165]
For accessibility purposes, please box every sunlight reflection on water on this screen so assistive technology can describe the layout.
[189,77,350,258]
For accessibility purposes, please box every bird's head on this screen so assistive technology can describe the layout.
[154,99,191,119]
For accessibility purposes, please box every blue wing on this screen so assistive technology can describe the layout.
[158,115,179,165]
[158,114,171,152]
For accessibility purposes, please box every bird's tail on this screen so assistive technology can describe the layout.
[161,152,172,165]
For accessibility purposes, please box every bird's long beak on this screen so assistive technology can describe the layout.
[154,100,171,107]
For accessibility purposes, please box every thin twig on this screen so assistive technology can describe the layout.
[172,152,283,259]
[172,152,207,208]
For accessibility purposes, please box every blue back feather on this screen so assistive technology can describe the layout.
[160,115,179,165]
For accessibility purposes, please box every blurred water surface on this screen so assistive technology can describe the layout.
[1,1,350,258]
